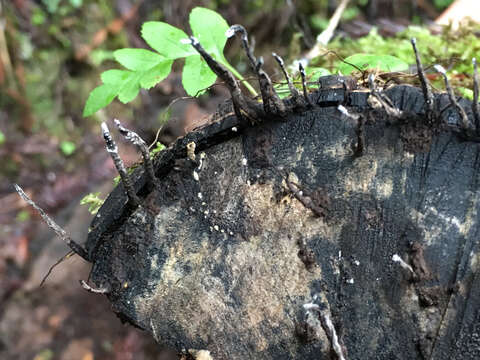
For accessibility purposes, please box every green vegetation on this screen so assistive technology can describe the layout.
[80,192,104,215]
[150,141,166,156]
[59,140,76,156]
[338,54,408,74]
[319,24,480,97]
[83,7,256,117]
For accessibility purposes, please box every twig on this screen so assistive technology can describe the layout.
[305,0,351,61]
[40,251,74,287]
[80,280,109,294]
[14,184,89,261]
[114,119,159,187]
[368,74,403,120]
[101,122,140,206]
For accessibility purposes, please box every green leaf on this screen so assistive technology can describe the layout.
[80,192,104,215]
[16,210,30,222]
[43,0,61,13]
[139,60,173,89]
[182,55,217,96]
[0,130,5,145]
[69,0,83,8]
[458,87,473,100]
[114,48,166,71]
[117,73,141,103]
[141,22,195,59]
[306,67,331,78]
[101,69,132,85]
[83,84,118,117]
[338,54,409,75]
[60,141,76,156]
[189,7,229,58]
[150,142,166,156]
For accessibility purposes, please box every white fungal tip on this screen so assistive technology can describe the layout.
[113,118,121,126]
[354,260,360,266]
[198,192,203,199]
[189,37,199,45]
[193,170,199,181]
[337,105,349,116]
[346,278,354,284]
[101,122,109,134]
[392,254,401,262]
[473,58,477,66]
[225,27,235,38]
[231,126,238,132]
[411,37,417,45]
[241,158,247,166]
[273,52,283,65]
[434,64,446,75]
[303,303,319,311]
[180,38,191,45]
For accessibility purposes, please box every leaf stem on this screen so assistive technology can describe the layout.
[223,61,258,97]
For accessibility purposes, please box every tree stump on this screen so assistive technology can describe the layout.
[85,84,480,359]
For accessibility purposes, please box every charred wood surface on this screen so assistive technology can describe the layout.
[86,85,480,359]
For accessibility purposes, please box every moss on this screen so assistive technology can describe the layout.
[312,23,480,94]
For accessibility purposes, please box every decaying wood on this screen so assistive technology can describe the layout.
[16,36,480,359]
[82,81,480,359]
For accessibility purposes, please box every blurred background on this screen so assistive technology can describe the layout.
[0,0,477,359]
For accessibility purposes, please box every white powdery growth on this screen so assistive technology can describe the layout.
[434,64,447,75]
[189,37,199,46]
[392,254,414,274]
[292,58,308,71]
[101,122,118,153]
[303,302,320,311]
[323,314,346,360]
[337,105,349,116]
[225,27,235,38]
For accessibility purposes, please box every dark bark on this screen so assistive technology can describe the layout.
[85,84,480,360]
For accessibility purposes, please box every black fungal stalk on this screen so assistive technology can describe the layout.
[473,58,480,132]
[227,25,287,117]
[272,52,301,101]
[338,105,364,156]
[367,74,402,121]
[411,38,435,123]
[298,63,313,107]
[188,37,263,122]
[101,122,140,206]
[434,65,469,129]
[14,184,89,261]
[114,119,159,188]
